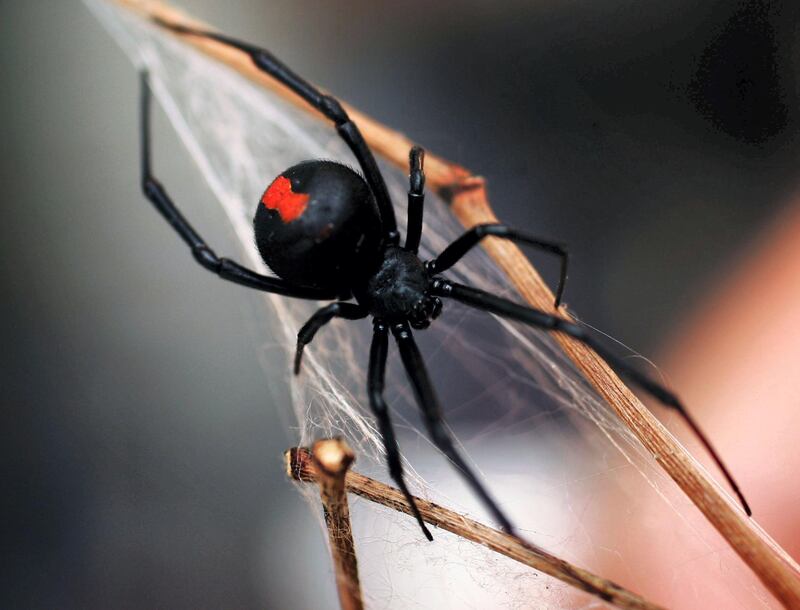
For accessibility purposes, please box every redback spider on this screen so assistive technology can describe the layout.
[140,19,751,540]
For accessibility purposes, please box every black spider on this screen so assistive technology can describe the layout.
[140,20,750,540]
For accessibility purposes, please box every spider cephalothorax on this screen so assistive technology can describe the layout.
[140,19,753,543]
[356,246,442,329]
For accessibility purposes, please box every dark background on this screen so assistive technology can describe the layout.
[2,1,798,608]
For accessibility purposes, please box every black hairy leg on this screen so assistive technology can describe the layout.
[392,321,517,534]
[139,72,335,300]
[152,18,399,244]
[294,302,368,374]
[368,321,433,540]
[405,146,426,253]
[428,224,569,307]
[431,278,752,516]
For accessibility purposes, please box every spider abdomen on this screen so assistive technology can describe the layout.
[254,160,383,292]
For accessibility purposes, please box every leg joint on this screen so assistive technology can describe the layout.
[193,246,221,272]
[368,391,388,414]
[320,95,348,124]
[473,223,502,238]
[391,323,411,340]
[142,176,164,199]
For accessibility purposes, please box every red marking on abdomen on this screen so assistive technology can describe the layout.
[261,176,309,223]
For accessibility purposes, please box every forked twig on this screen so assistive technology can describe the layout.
[104,1,800,606]
[307,440,364,610]
[287,443,664,610]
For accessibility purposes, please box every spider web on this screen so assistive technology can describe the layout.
[85,2,779,608]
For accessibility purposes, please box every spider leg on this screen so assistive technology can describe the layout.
[404,146,425,253]
[139,72,336,300]
[294,302,368,374]
[432,278,752,516]
[368,321,433,540]
[152,19,399,244]
[391,321,517,534]
[427,224,569,306]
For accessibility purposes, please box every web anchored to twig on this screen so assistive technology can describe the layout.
[86,1,800,607]
[287,440,664,610]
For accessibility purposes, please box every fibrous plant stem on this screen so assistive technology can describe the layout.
[303,440,364,610]
[287,443,664,610]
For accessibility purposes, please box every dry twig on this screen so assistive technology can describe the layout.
[308,440,364,610]
[105,2,800,606]
[287,444,664,610]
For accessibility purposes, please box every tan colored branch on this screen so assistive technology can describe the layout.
[308,440,364,610]
[106,1,800,606]
[287,444,664,610]
[447,185,800,609]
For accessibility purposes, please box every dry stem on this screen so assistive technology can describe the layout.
[287,445,664,610]
[307,440,364,610]
[106,1,800,606]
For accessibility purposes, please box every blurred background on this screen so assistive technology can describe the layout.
[2,0,799,608]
